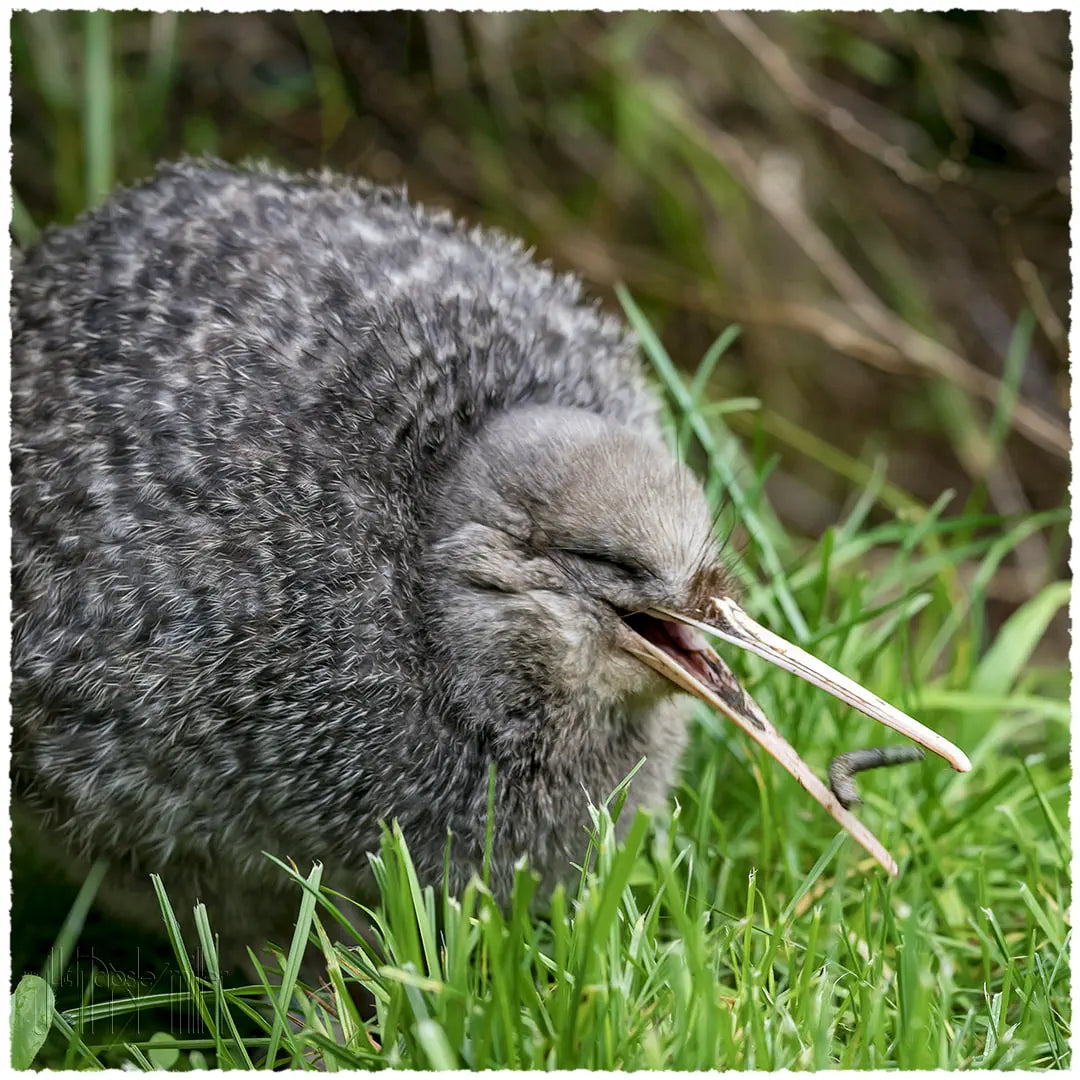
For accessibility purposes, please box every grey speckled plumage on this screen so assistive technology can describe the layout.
[13,159,732,954]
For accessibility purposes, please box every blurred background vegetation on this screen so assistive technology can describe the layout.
[12,10,1070,665]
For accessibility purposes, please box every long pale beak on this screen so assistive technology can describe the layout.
[620,596,971,876]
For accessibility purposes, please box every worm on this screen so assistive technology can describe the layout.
[827,746,926,809]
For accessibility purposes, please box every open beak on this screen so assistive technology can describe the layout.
[619,596,971,876]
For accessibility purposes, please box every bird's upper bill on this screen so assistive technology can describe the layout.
[620,596,971,876]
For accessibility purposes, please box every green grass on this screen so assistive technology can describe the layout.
[13,318,1070,1070]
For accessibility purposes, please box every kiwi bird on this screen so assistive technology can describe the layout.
[12,160,968,956]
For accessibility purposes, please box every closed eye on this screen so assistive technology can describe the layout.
[561,547,657,581]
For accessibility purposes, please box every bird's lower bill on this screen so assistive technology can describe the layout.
[619,598,971,877]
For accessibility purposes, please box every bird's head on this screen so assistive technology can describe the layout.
[424,406,969,873]
[424,407,722,707]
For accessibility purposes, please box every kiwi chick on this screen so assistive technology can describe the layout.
[12,160,733,959]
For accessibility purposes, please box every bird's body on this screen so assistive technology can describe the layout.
[13,161,970,955]
[12,161,710,949]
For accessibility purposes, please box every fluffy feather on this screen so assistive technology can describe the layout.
[12,159,731,955]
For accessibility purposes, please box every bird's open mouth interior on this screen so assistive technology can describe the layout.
[619,598,971,877]
[623,610,762,722]
[623,612,717,689]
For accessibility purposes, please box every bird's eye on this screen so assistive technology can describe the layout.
[562,547,654,581]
